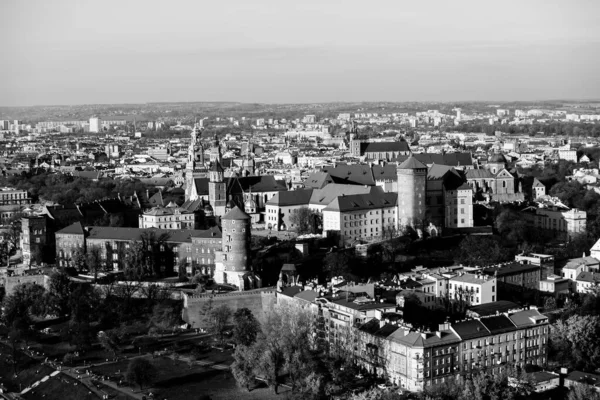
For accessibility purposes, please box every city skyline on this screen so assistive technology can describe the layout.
[2,0,599,106]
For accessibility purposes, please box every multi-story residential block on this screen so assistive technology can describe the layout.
[89,117,100,133]
[561,256,599,287]
[522,206,586,238]
[514,253,555,279]
[558,149,577,162]
[0,188,31,206]
[448,273,497,305]
[482,262,542,291]
[356,308,549,391]
[574,271,600,294]
[539,274,570,296]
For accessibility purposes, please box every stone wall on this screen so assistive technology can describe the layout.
[182,287,276,327]
[4,274,49,295]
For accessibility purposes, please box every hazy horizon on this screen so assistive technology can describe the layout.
[2,0,599,107]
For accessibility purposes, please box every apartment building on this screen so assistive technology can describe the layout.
[523,206,587,238]
[0,188,30,205]
[356,308,548,391]
[482,262,542,291]
[448,273,497,305]
[574,271,600,294]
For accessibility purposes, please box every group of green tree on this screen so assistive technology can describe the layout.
[1,269,182,373]
[0,171,151,205]
[228,304,371,399]
[548,287,600,373]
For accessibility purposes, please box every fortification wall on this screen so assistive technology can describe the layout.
[4,274,49,295]
[182,287,277,327]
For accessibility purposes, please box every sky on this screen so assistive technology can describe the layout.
[1,0,599,106]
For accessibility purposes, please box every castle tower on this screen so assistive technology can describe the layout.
[241,153,255,177]
[185,124,205,200]
[214,206,259,290]
[397,155,428,230]
[209,134,222,163]
[209,159,227,218]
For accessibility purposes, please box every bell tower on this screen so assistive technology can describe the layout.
[185,124,205,201]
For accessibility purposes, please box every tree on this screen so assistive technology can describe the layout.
[232,308,261,347]
[67,284,101,350]
[86,245,104,281]
[550,314,600,370]
[2,282,47,326]
[45,269,73,317]
[125,357,158,390]
[150,303,181,333]
[289,207,318,234]
[98,331,120,357]
[208,304,232,346]
[495,208,528,245]
[123,231,172,279]
[323,251,361,280]
[231,344,257,392]
[567,382,600,400]
[230,303,318,395]
[455,236,505,267]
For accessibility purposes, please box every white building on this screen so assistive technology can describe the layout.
[139,205,196,230]
[557,149,577,162]
[448,273,497,305]
[89,117,101,133]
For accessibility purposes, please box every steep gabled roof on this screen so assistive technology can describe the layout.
[309,184,374,207]
[450,319,490,340]
[363,141,410,153]
[303,172,334,189]
[227,176,287,193]
[479,315,516,334]
[267,189,313,207]
[56,221,85,235]
[321,164,376,186]
[193,178,210,196]
[323,190,397,212]
[532,178,545,188]
[465,169,494,179]
[395,152,473,167]
[372,164,397,181]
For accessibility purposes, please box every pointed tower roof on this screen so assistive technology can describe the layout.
[223,205,251,220]
[398,155,427,170]
[532,178,545,188]
[210,160,224,173]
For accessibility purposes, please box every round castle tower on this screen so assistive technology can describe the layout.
[214,206,258,290]
[397,155,428,229]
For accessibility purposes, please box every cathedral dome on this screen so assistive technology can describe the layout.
[489,153,507,164]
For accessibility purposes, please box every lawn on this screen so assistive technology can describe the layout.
[153,368,290,400]
[90,356,208,383]
[0,343,55,392]
[90,355,288,400]
[21,372,99,400]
